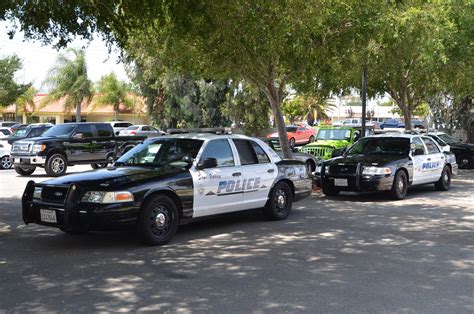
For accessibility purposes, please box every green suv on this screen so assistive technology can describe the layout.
[300,126,369,160]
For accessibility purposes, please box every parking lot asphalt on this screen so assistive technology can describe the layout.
[0,166,473,313]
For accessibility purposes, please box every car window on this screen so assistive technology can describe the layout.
[0,129,10,135]
[347,137,410,156]
[30,127,47,137]
[233,139,259,165]
[250,141,270,163]
[297,127,305,132]
[74,124,94,138]
[428,135,446,146]
[126,126,139,130]
[95,124,113,137]
[200,139,235,167]
[422,137,441,154]
[412,137,426,154]
[114,122,132,128]
[150,126,159,132]
[286,126,298,133]
[142,126,151,131]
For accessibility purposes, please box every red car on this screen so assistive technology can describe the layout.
[267,125,316,148]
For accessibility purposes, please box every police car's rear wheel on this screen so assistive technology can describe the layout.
[390,170,408,200]
[138,195,179,245]
[435,166,451,191]
[263,182,293,220]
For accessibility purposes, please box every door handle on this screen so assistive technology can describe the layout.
[232,172,241,177]
[427,158,431,161]
[267,169,275,173]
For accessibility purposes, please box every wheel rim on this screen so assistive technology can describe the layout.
[460,158,469,166]
[443,169,450,186]
[1,156,11,168]
[397,176,406,195]
[150,205,173,237]
[51,157,65,173]
[274,189,288,214]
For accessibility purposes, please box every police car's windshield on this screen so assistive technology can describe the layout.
[317,129,351,140]
[116,138,203,167]
[346,137,410,156]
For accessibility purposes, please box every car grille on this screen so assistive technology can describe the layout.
[12,142,31,153]
[41,186,69,204]
[329,164,358,175]
[303,146,332,158]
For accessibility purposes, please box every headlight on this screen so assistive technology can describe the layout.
[362,166,392,175]
[81,191,134,203]
[32,144,46,153]
[316,165,322,173]
[33,187,43,199]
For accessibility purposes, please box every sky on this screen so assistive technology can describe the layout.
[0,21,128,92]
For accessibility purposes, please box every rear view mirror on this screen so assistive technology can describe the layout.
[72,133,84,140]
[196,157,217,170]
[414,148,424,156]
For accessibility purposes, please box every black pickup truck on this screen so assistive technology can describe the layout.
[11,122,145,176]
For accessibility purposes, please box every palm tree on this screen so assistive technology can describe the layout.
[42,48,92,122]
[16,86,37,123]
[94,73,132,121]
[303,95,335,124]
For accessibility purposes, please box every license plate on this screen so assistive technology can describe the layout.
[334,178,348,187]
[40,209,57,223]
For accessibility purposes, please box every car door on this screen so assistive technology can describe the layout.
[421,137,444,182]
[296,127,306,143]
[191,138,243,217]
[410,136,431,185]
[231,139,277,210]
[68,124,95,161]
[92,124,116,160]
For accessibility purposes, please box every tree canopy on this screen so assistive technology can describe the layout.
[0,54,30,107]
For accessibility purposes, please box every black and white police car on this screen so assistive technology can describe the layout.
[22,134,312,245]
[316,134,458,199]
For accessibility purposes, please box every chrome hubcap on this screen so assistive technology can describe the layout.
[155,213,166,227]
[275,189,287,211]
[2,156,11,168]
[52,158,64,173]
[398,179,404,191]
[444,172,449,182]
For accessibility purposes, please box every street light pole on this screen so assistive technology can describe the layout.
[361,65,368,138]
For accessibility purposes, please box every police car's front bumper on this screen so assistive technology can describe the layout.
[22,181,139,230]
[317,173,394,192]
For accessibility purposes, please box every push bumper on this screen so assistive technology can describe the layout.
[317,172,394,192]
[22,181,139,230]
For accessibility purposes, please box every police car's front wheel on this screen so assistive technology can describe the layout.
[435,166,451,191]
[263,182,293,220]
[138,195,179,245]
[390,170,408,200]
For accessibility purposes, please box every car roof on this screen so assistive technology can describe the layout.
[155,133,254,141]
[366,133,427,139]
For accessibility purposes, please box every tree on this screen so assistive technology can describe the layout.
[281,98,308,124]
[42,48,92,122]
[94,73,132,121]
[16,86,37,123]
[0,55,30,107]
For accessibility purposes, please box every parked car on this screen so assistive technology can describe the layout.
[0,121,20,132]
[0,127,12,138]
[11,122,146,176]
[119,125,166,138]
[316,134,458,199]
[266,125,316,148]
[333,118,375,128]
[411,120,426,129]
[263,137,318,173]
[7,123,53,144]
[428,132,474,169]
[108,121,133,136]
[21,134,312,245]
[379,119,404,129]
[0,142,13,169]
[300,126,374,160]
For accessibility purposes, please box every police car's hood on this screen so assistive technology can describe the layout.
[327,154,407,166]
[42,166,186,189]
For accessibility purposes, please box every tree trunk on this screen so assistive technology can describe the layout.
[402,102,412,130]
[115,105,119,121]
[76,102,81,123]
[263,81,292,159]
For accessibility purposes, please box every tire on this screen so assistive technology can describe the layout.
[322,186,340,196]
[137,195,179,245]
[390,170,408,200]
[14,166,36,176]
[45,153,68,177]
[0,155,12,169]
[457,154,473,169]
[305,160,316,174]
[435,165,451,191]
[289,138,296,149]
[263,181,293,220]
[308,135,315,143]
[91,155,115,169]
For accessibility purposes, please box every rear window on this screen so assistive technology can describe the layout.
[95,124,113,137]
[114,122,132,128]
[0,129,11,135]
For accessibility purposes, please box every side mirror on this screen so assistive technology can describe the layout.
[414,148,424,156]
[72,133,84,140]
[196,157,218,170]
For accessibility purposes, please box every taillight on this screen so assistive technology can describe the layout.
[130,131,137,135]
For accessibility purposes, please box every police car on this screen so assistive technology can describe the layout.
[22,134,312,245]
[317,134,458,199]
